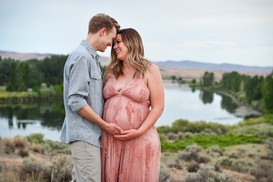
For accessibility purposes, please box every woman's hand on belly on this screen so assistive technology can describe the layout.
[113,129,143,141]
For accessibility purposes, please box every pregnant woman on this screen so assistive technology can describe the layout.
[101,28,164,182]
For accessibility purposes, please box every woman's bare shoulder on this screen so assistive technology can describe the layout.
[147,63,160,76]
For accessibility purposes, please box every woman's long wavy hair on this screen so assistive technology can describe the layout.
[105,28,151,78]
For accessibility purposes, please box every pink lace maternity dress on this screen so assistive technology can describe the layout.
[101,76,160,182]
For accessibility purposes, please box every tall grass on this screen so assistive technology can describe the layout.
[157,119,230,135]
[161,134,267,152]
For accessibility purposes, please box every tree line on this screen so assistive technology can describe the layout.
[1,55,272,113]
[0,55,68,92]
[200,71,273,113]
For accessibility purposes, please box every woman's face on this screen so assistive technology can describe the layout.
[113,34,128,61]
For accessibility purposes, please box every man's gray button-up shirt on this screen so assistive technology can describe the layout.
[60,40,104,147]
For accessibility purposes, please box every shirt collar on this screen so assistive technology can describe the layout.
[80,40,100,62]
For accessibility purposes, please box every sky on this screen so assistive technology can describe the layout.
[0,0,273,67]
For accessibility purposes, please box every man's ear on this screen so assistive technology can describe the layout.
[100,28,107,36]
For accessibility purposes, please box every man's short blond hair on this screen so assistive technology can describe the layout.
[88,13,120,34]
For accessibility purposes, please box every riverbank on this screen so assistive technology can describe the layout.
[0,115,272,181]
[189,81,264,118]
[215,90,263,118]
[163,80,263,120]
[0,86,62,103]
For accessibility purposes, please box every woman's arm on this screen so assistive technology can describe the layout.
[114,64,164,140]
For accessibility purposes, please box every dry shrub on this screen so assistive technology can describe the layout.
[200,128,217,136]
[217,156,233,170]
[177,132,184,139]
[15,147,29,158]
[251,163,273,182]
[21,157,51,181]
[4,137,29,157]
[178,145,210,163]
[167,132,177,140]
[231,159,254,173]
[44,140,71,155]
[185,164,238,182]
[217,157,255,173]
[248,152,256,158]
[159,164,171,182]
[167,159,182,170]
[51,155,73,182]
[228,151,240,159]
[4,138,15,154]
[178,145,203,162]
[14,136,27,149]
[214,164,222,172]
[0,170,20,182]
[265,138,273,160]
[198,154,211,163]
[187,161,199,173]
[184,132,194,138]
[0,160,21,182]
[32,143,44,154]
[206,146,224,157]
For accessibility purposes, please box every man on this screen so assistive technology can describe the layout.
[60,13,122,182]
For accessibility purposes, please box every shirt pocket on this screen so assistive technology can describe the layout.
[89,71,102,94]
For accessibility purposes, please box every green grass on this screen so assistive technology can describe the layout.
[161,134,267,152]
[0,88,62,103]
[237,114,273,126]
[0,86,6,91]
[157,119,230,135]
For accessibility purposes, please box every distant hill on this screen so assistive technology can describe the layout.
[154,60,273,73]
[0,50,51,61]
[1,50,272,74]
[0,50,110,65]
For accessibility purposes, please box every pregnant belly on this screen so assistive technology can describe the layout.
[103,98,149,130]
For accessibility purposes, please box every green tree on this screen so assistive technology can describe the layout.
[201,72,214,87]
[26,58,44,88]
[171,75,176,80]
[37,55,67,85]
[221,71,244,92]
[17,62,30,91]
[177,77,184,84]
[6,61,18,91]
[245,75,264,103]
[262,73,273,113]
[0,58,12,85]
[192,78,196,84]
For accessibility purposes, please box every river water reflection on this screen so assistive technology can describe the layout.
[0,81,261,141]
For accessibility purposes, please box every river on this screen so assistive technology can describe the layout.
[0,81,261,141]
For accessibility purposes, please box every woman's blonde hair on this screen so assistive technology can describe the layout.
[105,28,151,78]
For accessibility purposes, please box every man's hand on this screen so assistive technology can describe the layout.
[103,123,123,135]
[114,129,141,141]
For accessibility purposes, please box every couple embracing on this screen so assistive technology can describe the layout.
[60,13,164,182]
